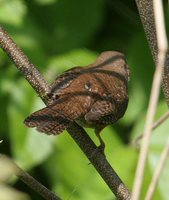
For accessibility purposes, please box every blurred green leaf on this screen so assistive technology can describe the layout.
[148,101,169,200]
[43,126,132,199]
[108,146,137,189]
[7,79,54,169]
[26,0,104,53]
[0,0,26,26]
[122,80,146,125]
[131,100,169,199]
[46,49,97,81]
[51,0,104,53]
[34,0,57,5]
[122,33,154,125]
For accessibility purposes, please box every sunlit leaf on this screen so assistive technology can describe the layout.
[0,185,30,200]
[0,0,26,26]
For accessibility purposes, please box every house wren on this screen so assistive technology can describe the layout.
[24,51,129,148]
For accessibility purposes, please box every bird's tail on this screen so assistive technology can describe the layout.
[24,106,72,135]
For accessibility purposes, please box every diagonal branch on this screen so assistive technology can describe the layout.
[67,123,131,200]
[0,154,62,200]
[0,26,131,200]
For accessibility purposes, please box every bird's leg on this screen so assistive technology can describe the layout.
[95,130,105,151]
[95,126,105,153]
[89,128,105,160]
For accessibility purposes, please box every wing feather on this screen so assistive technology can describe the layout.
[85,100,116,124]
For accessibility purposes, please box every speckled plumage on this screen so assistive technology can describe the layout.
[24,51,129,144]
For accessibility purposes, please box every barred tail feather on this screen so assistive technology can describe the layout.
[24,107,72,135]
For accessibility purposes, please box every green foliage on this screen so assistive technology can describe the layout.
[0,0,169,199]
[0,155,30,200]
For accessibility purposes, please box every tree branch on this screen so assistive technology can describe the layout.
[0,26,131,200]
[67,123,131,199]
[135,0,169,105]
[0,154,61,200]
[132,0,168,199]
[0,27,50,104]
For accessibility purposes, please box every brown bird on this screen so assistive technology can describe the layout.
[24,51,129,149]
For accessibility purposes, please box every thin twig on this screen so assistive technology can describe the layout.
[145,136,169,200]
[132,1,168,199]
[0,154,61,200]
[152,111,169,130]
[131,45,163,200]
[133,111,169,146]
[0,26,131,200]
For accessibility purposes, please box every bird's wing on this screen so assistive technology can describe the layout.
[50,66,84,95]
[24,94,90,135]
[85,99,117,125]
